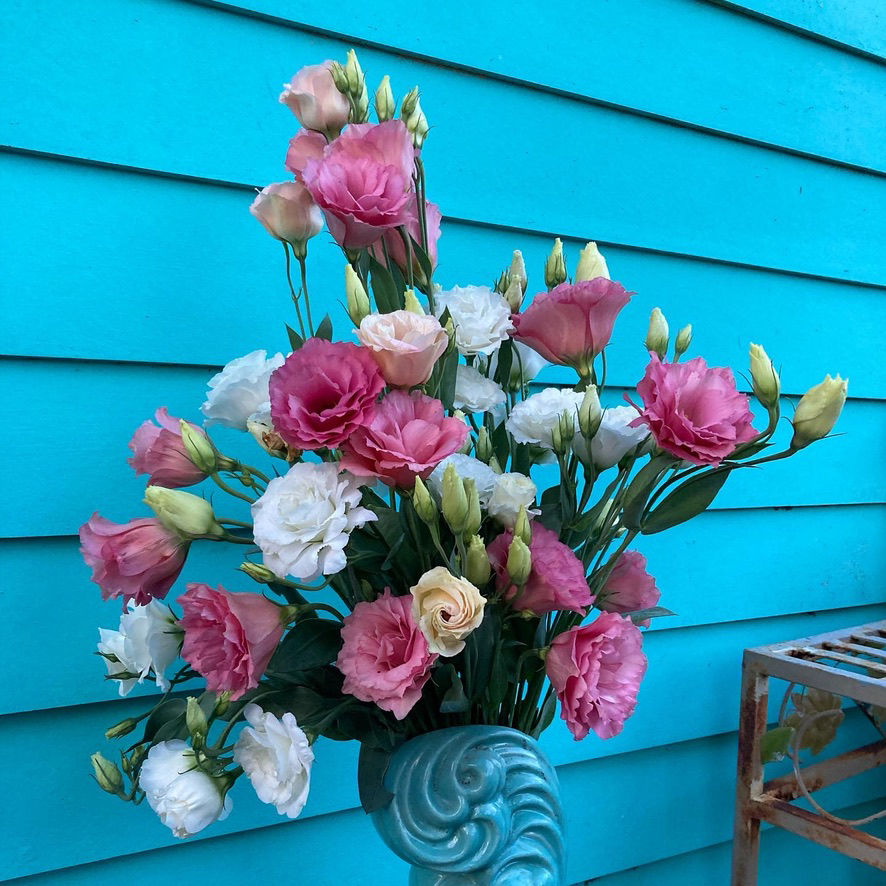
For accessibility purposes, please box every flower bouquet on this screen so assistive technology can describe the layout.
[83,51,848,882]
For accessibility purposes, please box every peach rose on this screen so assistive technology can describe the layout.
[410,566,486,657]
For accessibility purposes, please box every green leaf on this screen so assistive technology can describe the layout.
[494,339,513,391]
[438,348,459,413]
[629,606,677,624]
[358,744,395,813]
[760,725,795,764]
[267,580,310,607]
[438,664,470,714]
[490,420,510,468]
[268,619,343,676]
[143,699,187,743]
[621,454,674,529]
[641,467,731,534]
[315,314,333,341]
[785,688,844,755]
[285,324,304,351]
[464,606,500,702]
[532,690,558,739]
[368,257,402,313]
[537,484,563,534]
[409,235,435,288]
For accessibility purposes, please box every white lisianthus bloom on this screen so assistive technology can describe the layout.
[251,462,377,581]
[427,454,498,506]
[584,406,651,470]
[97,600,183,696]
[506,388,585,449]
[435,285,513,356]
[201,349,285,430]
[487,472,539,527]
[454,365,507,413]
[489,341,548,389]
[233,704,314,819]
[139,741,231,838]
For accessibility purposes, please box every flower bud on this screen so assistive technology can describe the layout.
[749,343,780,410]
[374,75,396,122]
[179,421,217,474]
[412,476,438,525]
[186,697,209,744]
[403,288,425,315]
[453,412,473,454]
[250,182,324,248]
[513,505,532,546]
[464,534,492,586]
[509,250,528,294]
[488,454,503,474]
[214,692,231,718]
[645,307,669,359]
[675,324,692,359]
[441,464,469,532]
[503,277,524,313]
[91,752,124,795]
[401,91,429,149]
[506,537,532,586]
[104,718,139,741]
[239,561,277,584]
[345,264,370,325]
[552,410,575,455]
[475,427,493,463]
[578,385,603,439]
[575,241,610,282]
[790,375,848,449]
[344,50,369,122]
[400,86,419,118]
[544,238,568,289]
[328,61,349,95]
[463,478,482,537]
[246,415,290,461]
[494,268,510,294]
[144,487,224,539]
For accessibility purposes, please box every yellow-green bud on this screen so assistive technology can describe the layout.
[374,74,396,122]
[454,412,472,454]
[239,561,277,584]
[675,324,692,359]
[575,241,610,282]
[544,238,568,289]
[186,697,209,743]
[506,537,532,586]
[144,487,224,539]
[412,476,437,525]
[488,454,503,474]
[475,427,493,463]
[509,250,528,294]
[463,478,482,537]
[503,277,524,313]
[104,718,139,741]
[344,49,363,95]
[513,506,532,546]
[400,86,419,118]
[552,410,575,455]
[328,61,349,94]
[91,752,124,795]
[749,343,780,410]
[464,535,491,586]
[790,375,848,449]
[403,288,425,315]
[493,268,510,295]
[345,264,370,326]
[441,464,469,532]
[645,307,669,359]
[403,94,429,149]
[179,420,217,474]
[578,385,603,439]
[213,692,231,718]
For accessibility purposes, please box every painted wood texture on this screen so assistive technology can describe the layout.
[2,1,884,884]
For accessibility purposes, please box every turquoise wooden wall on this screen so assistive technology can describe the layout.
[2,1,885,883]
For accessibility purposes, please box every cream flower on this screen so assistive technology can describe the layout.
[435,285,513,356]
[201,349,285,430]
[410,566,486,657]
[453,365,507,413]
[505,387,585,449]
[487,472,538,528]
[357,310,449,388]
[251,463,377,581]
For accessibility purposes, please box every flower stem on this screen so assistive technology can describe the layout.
[211,472,256,504]
[283,242,306,338]
[297,253,315,336]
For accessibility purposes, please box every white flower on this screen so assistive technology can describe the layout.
[251,462,377,581]
[427,454,498,506]
[586,406,651,470]
[487,472,539,527]
[233,704,314,818]
[201,349,285,430]
[97,600,182,696]
[454,365,507,413]
[506,387,585,449]
[435,285,513,356]
[489,341,548,389]
[139,741,231,838]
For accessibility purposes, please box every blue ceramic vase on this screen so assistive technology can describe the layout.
[368,725,566,885]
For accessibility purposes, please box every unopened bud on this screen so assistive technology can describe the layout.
[144,487,224,539]
[186,697,209,743]
[345,264,370,325]
[374,75,396,122]
[441,464,469,532]
[179,421,217,474]
[575,241,610,282]
[240,561,277,584]
[246,415,290,460]
[674,324,692,359]
[91,752,124,795]
[412,476,437,525]
[453,412,472,453]
[503,277,523,313]
[475,427,493,463]
[544,238,568,289]
[488,454,503,474]
[464,535,491,586]
[513,505,532,546]
[494,268,510,294]
[400,86,419,118]
[509,250,528,294]
[104,718,139,740]
[506,537,532,586]
[463,478,482,537]
[403,288,425,315]
[552,410,575,455]
[403,94,429,149]
[790,375,848,449]
[749,343,780,410]
[214,693,231,718]
[645,308,669,359]
[328,61,348,94]
[344,49,364,96]
[578,385,603,439]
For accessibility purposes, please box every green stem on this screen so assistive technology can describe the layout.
[211,472,256,504]
[297,253,315,336]
[218,517,253,529]
[283,242,306,338]
[222,532,256,545]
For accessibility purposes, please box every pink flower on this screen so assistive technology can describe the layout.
[512,279,632,370]
[302,120,416,249]
[356,311,449,388]
[250,181,324,245]
[269,338,385,451]
[599,551,660,626]
[628,353,756,466]
[487,524,592,616]
[79,514,188,606]
[279,62,350,137]
[128,408,208,488]
[337,590,437,719]
[369,200,442,279]
[546,613,647,741]
[285,130,327,179]
[339,390,469,488]
[179,584,284,700]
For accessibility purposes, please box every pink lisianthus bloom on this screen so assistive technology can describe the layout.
[250,181,324,245]
[279,62,350,138]
[339,390,469,488]
[269,338,385,451]
[79,514,188,606]
[487,524,592,616]
[546,612,648,741]
[179,584,284,700]
[302,120,416,249]
[337,589,438,719]
[128,407,208,488]
[356,310,449,388]
[512,279,632,372]
[285,130,327,179]
[627,353,756,466]
[598,550,660,627]
[369,199,442,280]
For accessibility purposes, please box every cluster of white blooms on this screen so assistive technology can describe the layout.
[201,349,285,430]
[506,388,585,449]
[435,285,513,356]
